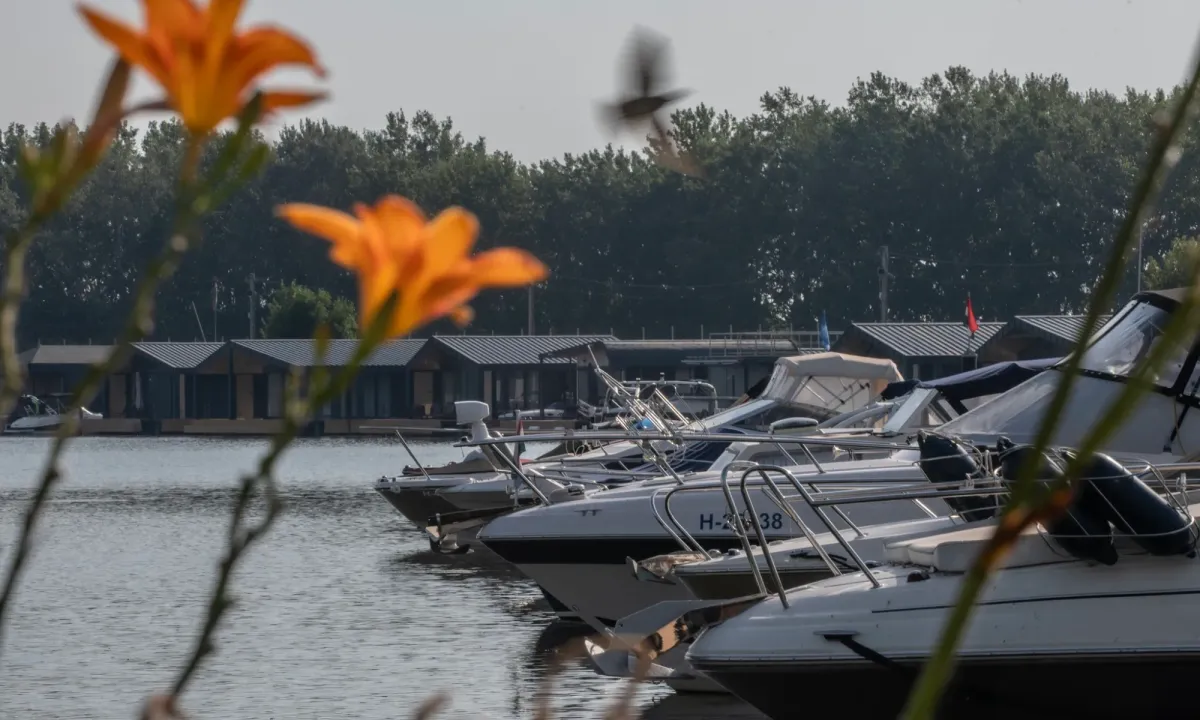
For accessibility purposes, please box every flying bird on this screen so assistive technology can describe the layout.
[600,27,702,177]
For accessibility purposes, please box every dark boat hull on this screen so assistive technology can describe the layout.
[693,653,1200,720]
[375,486,460,526]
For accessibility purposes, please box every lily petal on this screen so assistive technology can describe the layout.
[372,195,427,277]
[412,269,485,329]
[468,247,550,287]
[78,5,171,88]
[226,27,324,92]
[254,90,327,123]
[172,41,202,131]
[208,28,324,125]
[449,305,475,327]
[422,207,479,280]
[358,263,400,336]
[357,203,401,274]
[200,0,245,99]
[142,0,203,40]
[276,203,362,269]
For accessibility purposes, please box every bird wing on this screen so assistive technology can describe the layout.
[630,28,667,96]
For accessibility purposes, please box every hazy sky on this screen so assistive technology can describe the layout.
[4,0,1200,162]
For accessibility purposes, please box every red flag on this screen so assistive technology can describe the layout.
[965,294,980,336]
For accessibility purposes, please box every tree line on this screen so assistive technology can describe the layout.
[2,66,1197,346]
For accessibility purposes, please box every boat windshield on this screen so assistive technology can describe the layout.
[880,387,939,433]
[1078,300,1194,389]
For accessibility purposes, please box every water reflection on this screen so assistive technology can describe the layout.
[0,436,756,719]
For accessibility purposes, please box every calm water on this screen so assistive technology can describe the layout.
[0,436,763,719]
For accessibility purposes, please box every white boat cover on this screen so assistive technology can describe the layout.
[761,352,903,416]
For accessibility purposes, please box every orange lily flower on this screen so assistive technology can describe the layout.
[276,196,549,338]
[78,0,325,136]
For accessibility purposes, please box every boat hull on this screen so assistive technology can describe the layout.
[439,480,524,511]
[374,485,461,527]
[676,566,831,601]
[479,476,949,629]
[694,653,1200,720]
[512,559,700,626]
[6,415,67,432]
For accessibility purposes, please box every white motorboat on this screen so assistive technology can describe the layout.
[437,386,908,515]
[477,289,1200,632]
[474,359,1049,629]
[4,393,101,433]
[372,400,525,527]
[684,448,1200,719]
[583,434,1187,693]
[379,352,905,550]
[631,359,1060,604]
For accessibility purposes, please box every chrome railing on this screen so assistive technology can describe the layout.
[707,451,1200,608]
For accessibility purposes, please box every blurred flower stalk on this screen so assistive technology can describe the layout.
[0,1,550,717]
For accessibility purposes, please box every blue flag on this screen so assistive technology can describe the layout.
[818,311,831,351]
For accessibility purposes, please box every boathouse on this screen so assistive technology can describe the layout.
[832,322,1006,380]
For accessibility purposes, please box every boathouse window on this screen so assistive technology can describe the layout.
[252,375,268,418]
[376,374,392,418]
[267,373,283,417]
[357,375,377,418]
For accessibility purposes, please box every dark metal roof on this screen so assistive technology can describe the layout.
[842,322,1006,358]
[542,337,807,358]
[132,342,225,369]
[435,335,615,366]
[1011,315,1112,344]
[20,344,114,365]
[233,339,427,367]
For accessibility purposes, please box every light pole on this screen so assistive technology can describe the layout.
[1137,226,1144,293]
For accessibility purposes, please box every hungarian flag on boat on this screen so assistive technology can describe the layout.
[965,294,980,336]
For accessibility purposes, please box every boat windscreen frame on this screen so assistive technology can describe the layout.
[880,387,939,434]
[1061,292,1200,408]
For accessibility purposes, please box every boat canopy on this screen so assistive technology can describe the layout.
[760,352,903,416]
[880,357,1060,404]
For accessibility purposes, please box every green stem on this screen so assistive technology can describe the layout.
[0,230,34,421]
[0,229,193,654]
[898,29,1200,720]
[0,195,70,423]
[0,134,214,656]
[168,296,395,698]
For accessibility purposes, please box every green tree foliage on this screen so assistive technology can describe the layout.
[1143,236,1200,290]
[262,282,357,339]
[1,69,1193,345]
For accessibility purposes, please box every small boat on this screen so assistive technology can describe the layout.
[372,401,529,527]
[4,393,102,433]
